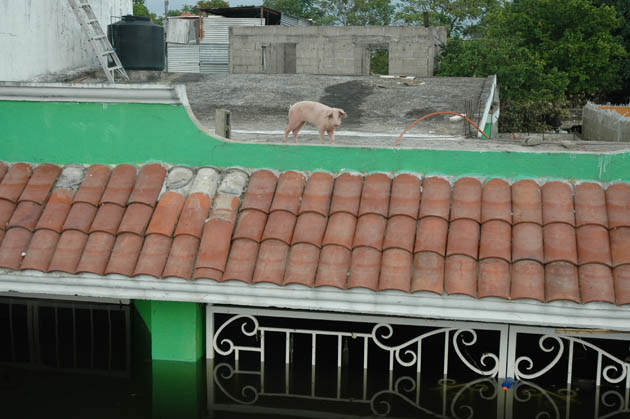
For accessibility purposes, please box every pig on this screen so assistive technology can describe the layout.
[283,101,347,144]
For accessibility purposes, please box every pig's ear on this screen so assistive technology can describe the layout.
[327,110,334,118]
[339,109,347,118]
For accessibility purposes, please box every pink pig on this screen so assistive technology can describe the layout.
[283,101,347,144]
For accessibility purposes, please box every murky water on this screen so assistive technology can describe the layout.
[1,298,629,418]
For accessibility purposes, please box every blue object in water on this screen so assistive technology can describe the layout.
[501,377,516,390]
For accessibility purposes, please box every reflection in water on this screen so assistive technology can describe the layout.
[2,298,630,418]
[208,360,630,419]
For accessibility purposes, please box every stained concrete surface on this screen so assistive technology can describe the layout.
[67,71,630,152]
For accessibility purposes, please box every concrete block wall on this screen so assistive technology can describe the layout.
[583,103,630,142]
[229,26,447,76]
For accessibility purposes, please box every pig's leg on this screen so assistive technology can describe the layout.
[327,128,335,144]
[292,122,305,143]
[318,127,327,144]
[283,120,301,143]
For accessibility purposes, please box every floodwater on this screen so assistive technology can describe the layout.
[1,297,629,419]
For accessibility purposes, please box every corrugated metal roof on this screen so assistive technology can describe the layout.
[201,17,263,44]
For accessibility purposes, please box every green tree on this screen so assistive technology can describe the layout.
[133,0,151,17]
[395,0,501,38]
[319,0,395,25]
[437,0,627,131]
[262,0,324,22]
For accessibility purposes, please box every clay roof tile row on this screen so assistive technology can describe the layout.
[2,162,630,306]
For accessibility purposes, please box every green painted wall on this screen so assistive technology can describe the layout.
[1,100,629,182]
[152,359,205,418]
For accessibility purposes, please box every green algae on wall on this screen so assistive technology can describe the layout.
[1,100,629,182]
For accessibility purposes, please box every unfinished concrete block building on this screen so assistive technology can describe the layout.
[229,26,447,76]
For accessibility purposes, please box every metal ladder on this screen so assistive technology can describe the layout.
[67,0,129,83]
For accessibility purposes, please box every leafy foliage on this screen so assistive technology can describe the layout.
[437,0,627,131]
[396,0,501,38]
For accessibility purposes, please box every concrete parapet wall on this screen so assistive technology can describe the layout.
[229,26,447,76]
[583,103,630,142]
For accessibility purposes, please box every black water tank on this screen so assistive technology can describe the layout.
[108,15,164,70]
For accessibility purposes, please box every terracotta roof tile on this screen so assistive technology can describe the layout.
[20,229,60,272]
[233,209,268,242]
[606,183,630,229]
[613,265,630,305]
[209,194,239,223]
[511,260,544,301]
[579,264,615,304]
[348,246,381,290]
[389,173,421,219]
[252,239,289,284]
[358,173,391,217]
[162,235,200,279]
[411,251,444,294]
[575,182,608,228]
[75,232,115,275]
[451,177,481,222]
[512,180,542,225]
[419,177,451,220]
[292,212,327,247]
[479,220,511,262]
[193,267,223,281]
[512,222,544,263]
[145,192,185,236]
[18,163,61,204]
[128,163,166,207]
[542,181,574,226]
[8,201,43,231]
[610,227,630,267]
[240,170,277,214]
[73,164,111,206]
[383,215,416,252]
[414,216,448,256]
[0,228,32,269]
[0,162,7,183]
[134,234,172,277]
[379,248,412,291]
[478,258,510,299]
[329,173,363,216]
[63,202,98,234]
[117,203,154,236]
[283,243,320,286]
[481,178,511,224]
[299,172,334,216]
[222,238,258,283]
[543,223,578,264]
[47,230,88,273]
[576,225,612,266]
[353,214,386,250]
[446,218,480,259]
[85,203,122,234]
[262,210,297,245]
[173,192,211,238]
[0,163,32,203]
[0,199,16,230]
[545,262,580,303]
[35,189,73,233]
[269,171,306,215]
[105,233,144,276]
[315,245,350,289]
[100,164,137,206]
[444,255,477,297]
[196,218,235,272]
[322,212,357,250]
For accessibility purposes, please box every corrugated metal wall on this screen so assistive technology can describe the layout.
[167,16,263,74]
[199,17,263,73]
[167,44,200,73]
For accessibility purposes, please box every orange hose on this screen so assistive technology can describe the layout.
[393,111,489,146]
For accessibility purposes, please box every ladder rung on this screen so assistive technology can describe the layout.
[101,50,115,56]
[86,19,99,24]
[90,35,107,41]
[108,65,123,71]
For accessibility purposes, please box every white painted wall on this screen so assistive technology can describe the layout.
[0,0,132,81]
